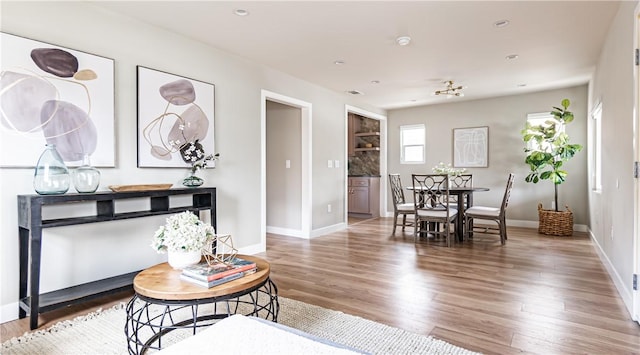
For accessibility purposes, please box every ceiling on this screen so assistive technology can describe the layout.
[89,1,621,110]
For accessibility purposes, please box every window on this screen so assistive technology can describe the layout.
[526,112,558,152]
[400,124,425,164]
[592,102,602,192]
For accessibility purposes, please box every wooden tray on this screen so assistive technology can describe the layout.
[108,184,173,192]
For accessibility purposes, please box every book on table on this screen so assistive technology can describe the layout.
[180,271,246,288]
[181,257,257,282]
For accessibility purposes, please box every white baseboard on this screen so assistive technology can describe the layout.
[266,226,305,238]
[311,222,347,238]
[588,229,634,317]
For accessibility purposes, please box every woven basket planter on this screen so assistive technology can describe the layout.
[538,203,573,236]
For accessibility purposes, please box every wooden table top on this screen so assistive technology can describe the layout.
[133,254,270,300]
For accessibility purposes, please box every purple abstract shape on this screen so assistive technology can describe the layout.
[167,104,209,147]
[40,100,97,162]
[159,79,195,105]
[0,71,56,132]
[150,145,172,161]
[31,48,79,78]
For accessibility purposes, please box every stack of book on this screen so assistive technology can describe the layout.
[180,257,257,288]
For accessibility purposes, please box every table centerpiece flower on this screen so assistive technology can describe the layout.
[150,211,215,269]
[432,162,466,176]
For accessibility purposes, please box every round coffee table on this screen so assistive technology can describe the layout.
[124,255,278,354]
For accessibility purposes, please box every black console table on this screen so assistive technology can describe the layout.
[17,187,216,330]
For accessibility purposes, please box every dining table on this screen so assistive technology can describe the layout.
[406,186,490,242]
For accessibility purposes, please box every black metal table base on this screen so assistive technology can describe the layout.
[124,278,278,355]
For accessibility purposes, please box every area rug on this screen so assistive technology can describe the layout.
[2,297,480,355]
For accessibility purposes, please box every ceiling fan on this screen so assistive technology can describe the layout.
[434,80,465,98]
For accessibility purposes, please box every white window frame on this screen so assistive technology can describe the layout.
[592,102,602,192]
[400,124,425,164]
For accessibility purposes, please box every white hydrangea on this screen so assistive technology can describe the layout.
[150,212,215,253]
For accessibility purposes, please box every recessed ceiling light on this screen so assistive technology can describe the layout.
[396,36,411,46]
[234,9,249,16]
[494,19,510,28]
[505,54,519,60]
[334,60,345,65]
[371,80,380,84]
[517,83,527,87]
[346,90,364,95]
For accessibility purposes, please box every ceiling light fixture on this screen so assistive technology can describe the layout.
[396,36,411,46]
[334,60,345,65]
[494,19,510,28]
[505,54,519,60]
[346,89,364,95]
[234,9,249,16]
[371,80,380,84]
[434,80,465,98]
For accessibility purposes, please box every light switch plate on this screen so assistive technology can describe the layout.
[327,160,333,168]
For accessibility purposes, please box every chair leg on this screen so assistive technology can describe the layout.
[401,215,407,232]
[499,217,507,244]
[392,212,398,236]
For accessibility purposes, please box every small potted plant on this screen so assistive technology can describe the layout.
[151,211,215,269]
[521,98,583,236]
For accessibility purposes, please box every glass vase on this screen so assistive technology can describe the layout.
[72,154,101,193]
[183,172,204,188]
[33,144,70,195]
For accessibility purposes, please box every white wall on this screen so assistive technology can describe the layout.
[266,101,302,231]
[387,86,589,227]
[588,1,637,316]
[0,1,384,321]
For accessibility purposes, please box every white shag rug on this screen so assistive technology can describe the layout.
[2,297,481,355]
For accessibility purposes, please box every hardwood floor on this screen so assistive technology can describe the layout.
[2,217,639,354]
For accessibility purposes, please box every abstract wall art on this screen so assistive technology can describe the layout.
[136,66,215,168]
[0,32,115,167]
[453,126,489,168]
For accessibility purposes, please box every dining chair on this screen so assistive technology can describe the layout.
[411,174,458,247]
[388,174,414,235]
[464,173,515,245]
[446,174,473,208]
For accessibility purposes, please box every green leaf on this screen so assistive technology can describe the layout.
[561,98,570,109]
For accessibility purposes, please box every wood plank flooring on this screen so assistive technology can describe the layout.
[2,217,639,354]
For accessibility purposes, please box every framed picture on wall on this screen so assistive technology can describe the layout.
[0,32,115,167]
[453,126,489,168]
[136,66,215,168]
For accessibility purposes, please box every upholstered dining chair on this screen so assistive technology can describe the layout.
[411,174,458,247]
[464,173,515,245]
[388,174,414,235]
[446,174,473,209]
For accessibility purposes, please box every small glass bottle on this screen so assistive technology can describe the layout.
[33,144,71,195]
[72,154,101,193]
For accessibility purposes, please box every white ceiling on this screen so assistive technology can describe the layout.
[89,1,621,110]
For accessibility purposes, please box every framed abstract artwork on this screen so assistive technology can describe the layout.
[136,66,215,168]
[0,32,115,167]
[453,126,489,168]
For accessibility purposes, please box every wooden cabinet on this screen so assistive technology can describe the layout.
[348,177,380,218]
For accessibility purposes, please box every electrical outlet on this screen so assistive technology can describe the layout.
[327,204,332,213]
[285,160,291,169]
[334,160,340,168]
[610,225,614,240]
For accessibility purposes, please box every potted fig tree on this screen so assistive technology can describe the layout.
[521,98,583,236]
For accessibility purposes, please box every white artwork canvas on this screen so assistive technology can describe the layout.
[453,126,488,168]
[0,32,115,167]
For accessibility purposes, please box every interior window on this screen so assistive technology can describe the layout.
[400,124,425,164]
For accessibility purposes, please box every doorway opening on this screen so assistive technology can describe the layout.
[344,105,387,226]
[261,90,312,251]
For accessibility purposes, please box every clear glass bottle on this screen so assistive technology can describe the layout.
[72,154,100,193]
[33,144,70,195]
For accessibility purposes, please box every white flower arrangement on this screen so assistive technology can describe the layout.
[151,212,215,253]
[179,140,220,174]
[432,162,467,176]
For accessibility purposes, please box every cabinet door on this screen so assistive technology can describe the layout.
[350,186,370,213]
